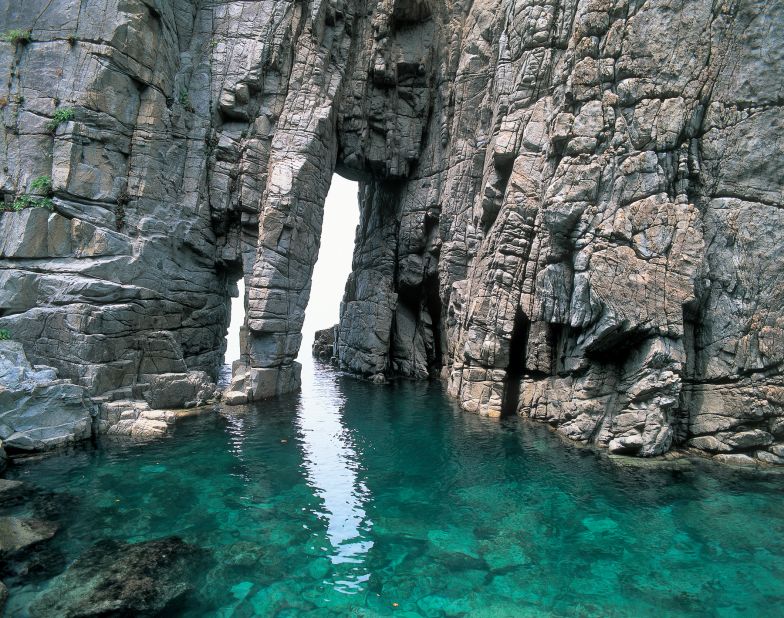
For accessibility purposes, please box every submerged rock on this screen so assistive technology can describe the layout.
[0,478,24,502]
[29,537,205,617]
[0,580,7,613]
[0,516,57,556]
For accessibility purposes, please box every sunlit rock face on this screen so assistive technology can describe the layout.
[0,341,93,450]
[0,0,782,462]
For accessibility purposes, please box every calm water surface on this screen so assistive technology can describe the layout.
[5,361,784,616]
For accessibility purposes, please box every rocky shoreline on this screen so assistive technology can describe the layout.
[3,330,784,472]
[0,340,218,455]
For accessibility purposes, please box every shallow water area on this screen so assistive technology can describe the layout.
[4,360,784,617]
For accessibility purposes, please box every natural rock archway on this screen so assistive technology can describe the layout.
[1,0,783,464]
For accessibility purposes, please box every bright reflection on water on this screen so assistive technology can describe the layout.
[3,358,784,617]
[296,364,373,591]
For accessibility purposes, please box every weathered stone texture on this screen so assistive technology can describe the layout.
[433,0,784,465]
[312,325,337,361]
[1,0,782,463]
[0,341,93,450]
[1,0,230,431]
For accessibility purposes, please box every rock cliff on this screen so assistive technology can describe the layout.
[0,0,782,463]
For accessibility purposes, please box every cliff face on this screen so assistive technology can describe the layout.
[0,0,782,463]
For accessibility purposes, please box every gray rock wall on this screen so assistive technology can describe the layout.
[0,0,230,410]
[0,341,92,450]
[0,0,782,463]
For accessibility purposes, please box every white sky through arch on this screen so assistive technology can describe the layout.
[225,176,360,364]
[300,175,360,359]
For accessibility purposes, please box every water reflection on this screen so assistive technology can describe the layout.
[296,361,374,593]
[6,358,784,616]
[223,413,248,459]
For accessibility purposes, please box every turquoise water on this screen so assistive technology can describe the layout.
[4,361,784,617]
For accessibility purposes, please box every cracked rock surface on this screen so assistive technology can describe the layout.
[0,341,93,450]
[0,0,782,463]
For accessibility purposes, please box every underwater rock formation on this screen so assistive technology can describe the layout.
[0,516,57,556]
[0,0,782,462]
[29,537,204,616]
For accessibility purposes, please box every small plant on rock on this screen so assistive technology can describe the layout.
[46,106,75,133]
[11,194,54,211]
[2,29,31,45]
[31,175,53,195]
[178,87,195,112]
[0,329,10,341]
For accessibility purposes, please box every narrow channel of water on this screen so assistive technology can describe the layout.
[4,358,784,616]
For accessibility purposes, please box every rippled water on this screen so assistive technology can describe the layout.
[4,361,784,616]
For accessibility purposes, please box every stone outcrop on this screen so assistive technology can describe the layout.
[98,400,174,438]
[312,326,337,362]
[0,341,93,450]
[0,0,782,464]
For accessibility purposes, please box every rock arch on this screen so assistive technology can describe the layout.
[1,0,783,464]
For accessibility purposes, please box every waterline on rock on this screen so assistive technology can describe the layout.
[3,359,784,616]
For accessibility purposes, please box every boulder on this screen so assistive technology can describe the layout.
[312,326,336,361]
[143,372,216,410]
[99,399,181,438]
[0,516,57,556]
[0,342,93,451]
[713,453,758,467]
[29,537,206,617]
[757,450,784,465]
[224,363,301,404]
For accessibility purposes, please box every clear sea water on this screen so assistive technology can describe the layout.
[4,360,784,617]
